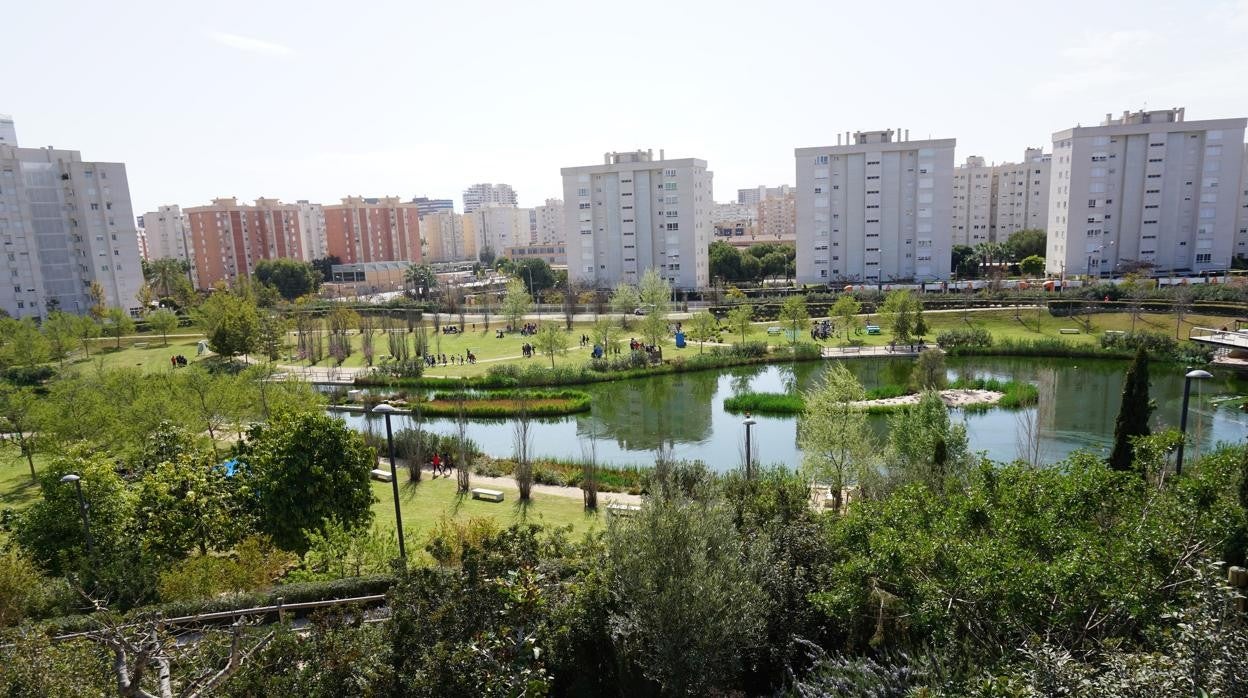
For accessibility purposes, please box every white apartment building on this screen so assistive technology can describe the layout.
[140,204,191,262]
[295,200,328,261]
[420,210,467,262]
[1237,144,1248,262]
[1046,108,1247,276]
[951,156,995,246]
[462,182,517,214]
[0,140,145,318]
[994,148,1050,238]
[562,149,712,290]
[533,198,566,245]
[795,130,955,283]
[712,202,757,227]
[0,115,16,147]
[468,203,531,260]
[737,184,791,206]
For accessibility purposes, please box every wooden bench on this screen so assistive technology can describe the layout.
[471,488,504,502]
[1059,328,1080,335]
[766,327,782,336]
[606,502,641,517]
[369,468,393,482]
[132,342,149,348]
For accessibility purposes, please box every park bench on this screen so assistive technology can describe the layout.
[1059,328,1080,334]
[369,468,393,482]
[471,488,504,502]
[766,327,782,336]
[132,342,148,348]
[606,502,641,517]
[865,325,881,335]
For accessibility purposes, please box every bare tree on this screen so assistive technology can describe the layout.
[513,391,534,501]
[455,394,471,493]
[1174,285,1192,339]
[580,419,600,511]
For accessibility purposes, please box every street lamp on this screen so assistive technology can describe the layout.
[372,404,407,560]
[743,413,757,480]
[59,474,94,558]
[1175,368,1212,476]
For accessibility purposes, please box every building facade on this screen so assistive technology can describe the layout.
[0,115,16,147]
[1237,144,1248,262]
[140,204,192,263]
[462,182,517,213]
[951,156,995,246]
[295,200,328,261]
[184,197,305,290]
[323,196,422,265]
[0,142,145,318]
[755,190,797,244]
[533,198,565,245]
[993,148,1050,239]
[467,204,531,260]
[795,130,955,283]
[421,210,467,263]
[504,243,567,265]
[411,196,454,217]
[737,184,791,206]
[1045,108,1247,276]
[561,149,712,289]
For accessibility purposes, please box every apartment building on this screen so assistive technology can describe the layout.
[421,210,467,262]
[0,115,15,147]
[756,190,797,244]
[1045,108,1247,276]
[184,197,305,289]
[533,198,566,245]
[951,156,995,245]
[140,204,191,262]
[0,139,145,318]
[504,243,567,265]
[737,184,791,206]
[561,149,712,290]
[462,182,517,213]
[1237,144,1248,261]
[993,148,1050,238]
[411,196,454,217]
[323,196,422,265]
[795,130,955,283]
[295,200,328,261]
[467,204,531,260]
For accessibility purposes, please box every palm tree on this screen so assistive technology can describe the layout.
[404,263,437,299]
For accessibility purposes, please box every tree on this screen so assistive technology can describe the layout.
[726,304,754,345]
[687,311,719,353]
[880,290,920,346]
[144,258,191,298]
[404,263,437,299]
[533,323,570,369]
[145,308,179,346]
[1006,229,1047,261]
[800,363,875,510]
[951,244,978,277]
[887,391,972,493]
[1020,254,1046,277]
[709,241,743,282]
[196,292,260,359]
[592,318,618,355]
[257,313,288,362]
[499,277,531,331]
[1109,348,1152,472]
[74,314,101,357]
[778,296,809,345]
[87,281,107,320]
[0,385,43,481]
[639,309,668,351]
[0,548,46,628]
[175,368,244,457]
[133,454,241,559]
[253,259,321,301]
[638,268,672,314]
[0,317,50,368]
[912,349,947,391]
[42,311,79,364]
[235,411,376,552]
[103,307,136,350]
[513,258,556,295]
[609,282,641,328]
[831,294,861,340]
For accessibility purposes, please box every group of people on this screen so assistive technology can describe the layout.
[810,319,834,341]
[521,343,537,358]
[578,334,592,347]
[515,323,539,336]
[429,451,455,477]
[169,355,189,367]
[886,339,927,353]
[424,352,476,366]
[439,325,461,335]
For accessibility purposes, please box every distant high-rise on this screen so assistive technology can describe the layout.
[139,204,198,287]
[562,149,712,289]
[462,183,517,214]
[467,204,531,261]
[323,196,422,265]
[533,199,566,245]
[411,196,454,216]
[295,200,328,261]
[0,139,146,317]
[184,198,305,290]
[0,114,16,147]
[951,149,1050,246]
[796,129,955,283]
[421,211,467,262]
[737,184,791,206]
[1045,108,1246,276]
[951,156,995,245]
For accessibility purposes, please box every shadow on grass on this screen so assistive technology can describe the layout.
[0,478,38,507]
[513,496,532,523]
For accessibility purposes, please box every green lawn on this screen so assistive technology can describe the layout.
[368,473,602,544]
[65,334,210,374]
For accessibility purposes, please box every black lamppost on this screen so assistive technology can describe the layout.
[59,473,94,558]
[743,412,757,480]
[372,404,406,560]
[1175,368,1212,476]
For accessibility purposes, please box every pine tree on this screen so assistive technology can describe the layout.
[1108,347,1152,471]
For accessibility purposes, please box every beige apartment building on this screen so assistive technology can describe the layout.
[184,197,304,290]
[421,210,468,263]
[755,190,796,244]
[323,196,422,266]
[533,199,566,245]
[467,204,531,261]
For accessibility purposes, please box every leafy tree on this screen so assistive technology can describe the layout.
[103,307,136,350]
[880,290,921,345]
[778,296,809,344]
[310,255,342,283]
[144,258,192,298]
[0,548,48,628]
[0,384,43,481]
[253,258,321,301]
[609,282,641,328]
[687,310,718,353]
[1006,228,1047,261]
[234,411,376,552]
[404,263,438,299]
[73,314,101,357]
[886,391,972,493]
[257,312,288,361]
[726,304,754,344]
[500,277,531,331]
[1109,347,1152,472]
[196,291,260,359]
[174,368,244,456]
[42,311,79,364]
[145,308,179,346]
[533,323,570,368]
[132,454,242,559]
[709,240,743,282]
[592,318,618,355]
[912,349,946,390]
[639,309,668,351]
[87,280,107,320]
[739,254,762,282]
[513,258,556,295]
[831,294,861,340]
[1020,254,1046,277]
[0,317,50,368]
[638,268,672,313]
[800,363,875,510]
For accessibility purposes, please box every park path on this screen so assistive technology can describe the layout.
[378,459,642,507]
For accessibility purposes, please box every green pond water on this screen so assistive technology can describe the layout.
[340,356,1248,470]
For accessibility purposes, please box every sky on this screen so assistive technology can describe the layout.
[5,0,1248,215]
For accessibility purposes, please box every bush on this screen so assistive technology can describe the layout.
[723,392,804,414]
[935,328,993,348]
[1100,330,1178,356]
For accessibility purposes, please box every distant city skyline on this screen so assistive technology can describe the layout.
[5,0,1248,217]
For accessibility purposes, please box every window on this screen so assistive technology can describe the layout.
[1196,253,1212,263]
[1088,199,1097,208]
[663,169,677,177]
[663,182,677,191]
[666,223,679,231]
[816,155,829,165]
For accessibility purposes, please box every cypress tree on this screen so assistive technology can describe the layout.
[1108,347,1152,471]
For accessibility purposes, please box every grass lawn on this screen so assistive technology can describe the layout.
[0,446,48,545]
[368,473,602,544]
[65,334,210,374]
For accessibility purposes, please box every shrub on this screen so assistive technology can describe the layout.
[723,392,804,414]
[1100,330,1178,357]
[935,328,993,348]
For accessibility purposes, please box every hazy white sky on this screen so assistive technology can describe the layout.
[6,0,1248,215]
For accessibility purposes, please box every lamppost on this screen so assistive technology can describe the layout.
[743,412,757,480]
[1175,368,1212,476]
[372,404,407,560]
[59,474,94,558]
[524,266,539,322]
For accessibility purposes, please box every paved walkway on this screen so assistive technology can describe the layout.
[821,344,926,358]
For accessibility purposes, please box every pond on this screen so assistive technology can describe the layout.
[336,356,1248,471]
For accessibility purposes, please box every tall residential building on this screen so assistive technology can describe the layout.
[1045,108,1247,276]
[0,114,16,147]
[795,129,955,283]
[462,182,517,213]
[467,204,531,260]
[951,156,995,245]
[737,184,791,206]
[411,196,454,216]
[140,204,191,262]
[184,197,305,290]
[993,148,1050,238]
[756,190,797,243]
[533,199,566,245]
[561,149,712,289]
[1237,144,1248,262]
[421,211,467,262]
[0,142,146,318]
[323,196,422,265]
[294,200,328,261]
